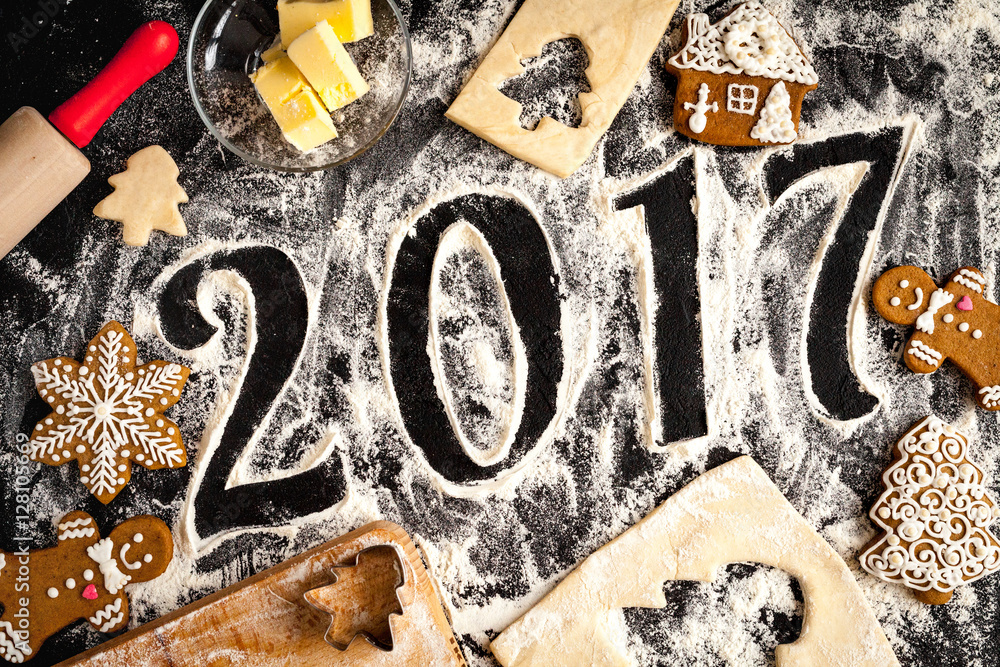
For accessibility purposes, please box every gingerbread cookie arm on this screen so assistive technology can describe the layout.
[56,511,101,546]
[938,267,1000,409]
[902,331,947,375]
[948,266,988,296]
[85,594,130,634]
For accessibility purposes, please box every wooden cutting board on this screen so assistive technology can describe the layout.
[59,521,466,666]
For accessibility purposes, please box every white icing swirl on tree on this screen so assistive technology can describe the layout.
[861,416,1000,604]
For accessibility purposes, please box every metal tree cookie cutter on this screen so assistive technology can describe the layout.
[304,544,408,652]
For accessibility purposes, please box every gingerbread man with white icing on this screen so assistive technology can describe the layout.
[873,265,1000,410]
[0,511,172,663]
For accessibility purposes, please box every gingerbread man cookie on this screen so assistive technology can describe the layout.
[0,511,173,663]
[873,265,1000,410]
[28,321,190,503]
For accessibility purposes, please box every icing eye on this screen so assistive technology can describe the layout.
[899,279,909,288]
[890,297,901,306]
[144,554,153,563]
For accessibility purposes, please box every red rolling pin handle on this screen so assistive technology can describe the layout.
[48,20,179,148]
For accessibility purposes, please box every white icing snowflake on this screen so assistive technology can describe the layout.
[29,321,190,503]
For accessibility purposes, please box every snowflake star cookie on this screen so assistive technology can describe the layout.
[0,511,173,663]
[861,416,1000,604]
[665,1,818,146]
[93,145,188,246]
[29,321,190,504]
[873,265,1000,410]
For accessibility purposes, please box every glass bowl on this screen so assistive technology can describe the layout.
[187,0,412,172]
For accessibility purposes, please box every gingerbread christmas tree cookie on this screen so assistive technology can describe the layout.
[665,1,818,146]
[0,511,173,663]
[860,416,1000,604]
[29,321,190,504]
[93,145,188,246]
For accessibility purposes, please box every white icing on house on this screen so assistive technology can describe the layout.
[667,1,818,85]
[727,84,758,114]
[915,289,954,334]
[683,83,718,133]
[861,417,1000,596]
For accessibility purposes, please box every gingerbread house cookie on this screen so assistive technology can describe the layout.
[665,1,818,146]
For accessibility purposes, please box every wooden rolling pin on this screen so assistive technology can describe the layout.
[0,20,179,260]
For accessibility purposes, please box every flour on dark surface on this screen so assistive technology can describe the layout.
[2,0,1000,665]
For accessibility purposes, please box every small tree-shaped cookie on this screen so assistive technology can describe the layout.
[93,145,188,246]
[861,416,1000,604]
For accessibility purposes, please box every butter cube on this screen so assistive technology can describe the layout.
[287,20,369,112]
[260,44,286,63]
[278,0,373,48]
[250,56,338,152]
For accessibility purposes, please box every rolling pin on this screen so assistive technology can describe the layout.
[0,20,179,260]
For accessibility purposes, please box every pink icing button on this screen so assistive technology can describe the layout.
[82,584,99,600]
[957,296,974,311]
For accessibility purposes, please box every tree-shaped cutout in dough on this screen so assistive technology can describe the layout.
[623,562,804,661]
[490,456,899,667]
[499,38,591,131]
[304,546,405,651]
[93,145,188,246]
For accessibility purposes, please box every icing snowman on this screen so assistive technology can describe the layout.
[0,512,172,663]
[683,83,718,134]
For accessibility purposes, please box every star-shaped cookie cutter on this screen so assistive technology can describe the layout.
[303,544,407,652]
